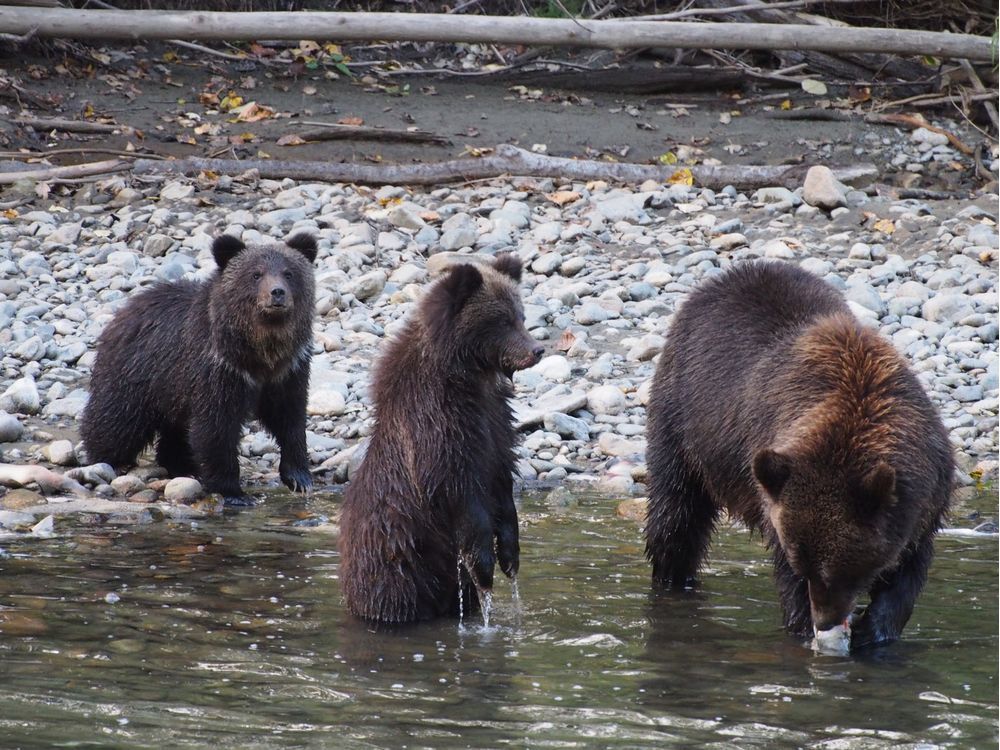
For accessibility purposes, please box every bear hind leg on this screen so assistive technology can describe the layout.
[644,418,718,589]
[81,395,156,471]
[156,423,197,478]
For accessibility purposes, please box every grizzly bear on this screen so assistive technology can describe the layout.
[644,261,952,650]
[339,254,543,624]
[80,233,318,506]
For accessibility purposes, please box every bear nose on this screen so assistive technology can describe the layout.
[531,344,544,360]
[270,287,286,304]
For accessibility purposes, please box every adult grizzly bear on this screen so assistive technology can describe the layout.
[339,254,543,624]
[81,233,317,506]
[644,261,952,650]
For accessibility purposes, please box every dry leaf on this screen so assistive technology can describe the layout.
[780,99,792,110]
[219,91,243,112]
[337,116,364,126]
[2,208,18,220]
[176,133,197,145]
[545,190,581,206]
[873,218,895,234]
[658,152,678,165]
[419,210,440,223]
[801,79,828,96]
[230,101,275,122]
[276,133,307,146]
[555,329,577,352]
[667,168,694,186]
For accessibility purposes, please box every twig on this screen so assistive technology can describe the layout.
[0,27,36,45]
[871,113,974,156]
[626,0,868,21]
[876,90,996,111]
[958,59,999,133]
[169,39,250,62]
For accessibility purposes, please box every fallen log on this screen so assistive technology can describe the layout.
[14,116,137,135]
[294,122,450,145]
[0,159,131,183]
[0,8,991,61]
[132,144,878,190]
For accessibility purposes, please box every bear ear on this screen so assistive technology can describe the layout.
[856,461,897,514]
[753,448,793,501]
[286,232,318,263]
[212,235,246,272]
[492,252,522,282]
[440,262,484,312]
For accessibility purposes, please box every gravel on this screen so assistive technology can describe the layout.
[0,140,996,527]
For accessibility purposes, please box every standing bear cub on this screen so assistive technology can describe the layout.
[645,261,952,650]
[339,254,543,624]
[81,233,318,506]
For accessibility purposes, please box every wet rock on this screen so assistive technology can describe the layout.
[543,412,590,441]
[1,488,46,510]
[110,474,146,496]
[0,412,23,443]
[67,463,117,487]
[42,440,76,466]
[802,166,847,210]
[164,477,203,503]
[616,497,647,522]
[0,377,40,415]
[587,385,627,416]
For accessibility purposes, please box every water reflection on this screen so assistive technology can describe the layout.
[0,491,995,748]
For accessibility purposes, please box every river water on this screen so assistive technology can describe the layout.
[0,491,996,748]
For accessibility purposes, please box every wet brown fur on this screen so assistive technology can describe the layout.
[80,233,317,505]
[338,254,543,624]
[645,261,952,649]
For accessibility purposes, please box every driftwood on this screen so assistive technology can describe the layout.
[14,116,137,135]
[0,159,131,184]
[497,66,755,94]
[132,144,878,190]
[294,122,450,145]
[0,8,991,61]
[0,464,90,497]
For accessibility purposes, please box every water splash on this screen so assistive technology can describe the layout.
[480,590,493,629]
[456,556,465,624]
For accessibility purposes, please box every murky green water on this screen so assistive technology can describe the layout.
[0,491,996,749]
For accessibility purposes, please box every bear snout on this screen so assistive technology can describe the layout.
[269,286,287,306]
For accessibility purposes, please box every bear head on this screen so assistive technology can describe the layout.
[422,253,543,377]
[753,447,903,633]
[211,232,317,327]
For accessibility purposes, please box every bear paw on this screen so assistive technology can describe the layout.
[223,493,258,508]
[280,465,313,494]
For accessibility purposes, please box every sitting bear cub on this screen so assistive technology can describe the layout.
[81,233,317,506]
[644,261,953,650]
[339,254,543,624]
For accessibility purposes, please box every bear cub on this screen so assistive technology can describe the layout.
[644,261,952,650]
[81,233,318,506]
[339,254,543,624]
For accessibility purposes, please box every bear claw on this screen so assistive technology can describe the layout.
[223,493,258,508]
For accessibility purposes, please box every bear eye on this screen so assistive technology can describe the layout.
[252,271,263,281]
[283,270,293,280]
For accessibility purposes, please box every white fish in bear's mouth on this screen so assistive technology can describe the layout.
[811,617,852,656]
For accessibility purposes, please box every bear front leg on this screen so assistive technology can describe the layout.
[189,406,253,507]
[258,370,312,494]
[773,546,812,636]
[851,532,935,650]
[460,497,496,593]
[493,478,519,579]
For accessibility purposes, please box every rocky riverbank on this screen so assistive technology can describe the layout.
[0,126,997,535]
